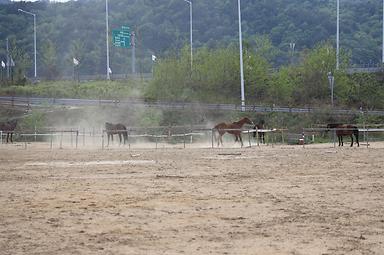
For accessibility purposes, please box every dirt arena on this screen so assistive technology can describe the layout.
[0,142,383,255]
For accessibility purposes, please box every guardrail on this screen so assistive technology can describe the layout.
[1,96,384,116]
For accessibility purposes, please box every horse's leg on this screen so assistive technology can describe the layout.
[216,131,220,147]
[355,133,359,147]
[350,134,353,147]
[338,135,341,146]
[239,134,243,147]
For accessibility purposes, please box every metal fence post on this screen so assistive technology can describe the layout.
[76,130,78,149]
[60,131,63,149]
[82,128,85,146]
[102,130,105,150]
[50,131,53,149]
[248,130,251,147]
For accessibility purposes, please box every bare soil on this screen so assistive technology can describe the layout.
[0,142,383,254]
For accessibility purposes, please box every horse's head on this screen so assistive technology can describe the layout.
[9,119,18,128]
[242,117,254,126]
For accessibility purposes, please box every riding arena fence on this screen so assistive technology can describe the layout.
[1,126,384,150]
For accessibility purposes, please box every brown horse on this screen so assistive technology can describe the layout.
[327,123,359,147]
[0,119,18,143]
[253,120,265,144]
[213,117,254,147]
[105,122,128,145]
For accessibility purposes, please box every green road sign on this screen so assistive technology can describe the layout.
[112,26,131,48]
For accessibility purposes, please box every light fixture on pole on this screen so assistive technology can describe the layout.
[106,0,111,80]
[18,8,37,78]
[182,0,193,69]
[327,72,335,107]
[289,42,295,64]
[238,0,245,111]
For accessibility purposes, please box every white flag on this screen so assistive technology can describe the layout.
[108,67,112,74]
[73,57,79,66]
[1,61,5,68]
[151,54,157,61]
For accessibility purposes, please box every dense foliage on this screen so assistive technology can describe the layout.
[0,0,383,111]
[0,0,383,78]
[147,42,384,110]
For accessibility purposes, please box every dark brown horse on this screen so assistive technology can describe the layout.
[0,119,18,143]
[253,120,265,144]
[105,122,128,145]
[327,123,359,147]
[213,117,254,147]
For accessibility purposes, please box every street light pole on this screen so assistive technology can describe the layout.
[328,72,334,107]
[183,0,193,69]
[18,8,37,78]
[106,0,111,80]
[336,0,340,70]
[238,0,245,111]
[289,42,295,64]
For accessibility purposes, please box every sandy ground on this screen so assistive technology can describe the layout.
[0,142,383,255]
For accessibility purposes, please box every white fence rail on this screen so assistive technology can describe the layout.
[1,126,383,149]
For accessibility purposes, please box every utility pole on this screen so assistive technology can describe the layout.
[131,32,136,74]
[336,0,340,70]
[238,0,245,111]
[106,0,110,80]
[6,38,9,79]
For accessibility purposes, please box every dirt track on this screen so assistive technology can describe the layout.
[0,143,383,254]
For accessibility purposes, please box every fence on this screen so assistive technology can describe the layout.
[1,126,384,150]
[2,96,384,116]
[302,127,384,148]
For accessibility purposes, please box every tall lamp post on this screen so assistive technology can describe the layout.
[18,8,37,78]
[328,72,335,107]
[105,0,111,80]
[336,0,340,70]
[289,42,295,64]
[182,0,193,69]
[238,0,245,111]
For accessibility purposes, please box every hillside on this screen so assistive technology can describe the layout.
[0,0,383,78]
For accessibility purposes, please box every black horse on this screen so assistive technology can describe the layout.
[253,120,265,144]
[327,123,359,147]
[105,122,128,145]
[0,119,18,143]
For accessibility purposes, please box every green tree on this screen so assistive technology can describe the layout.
[41,39,59,80]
